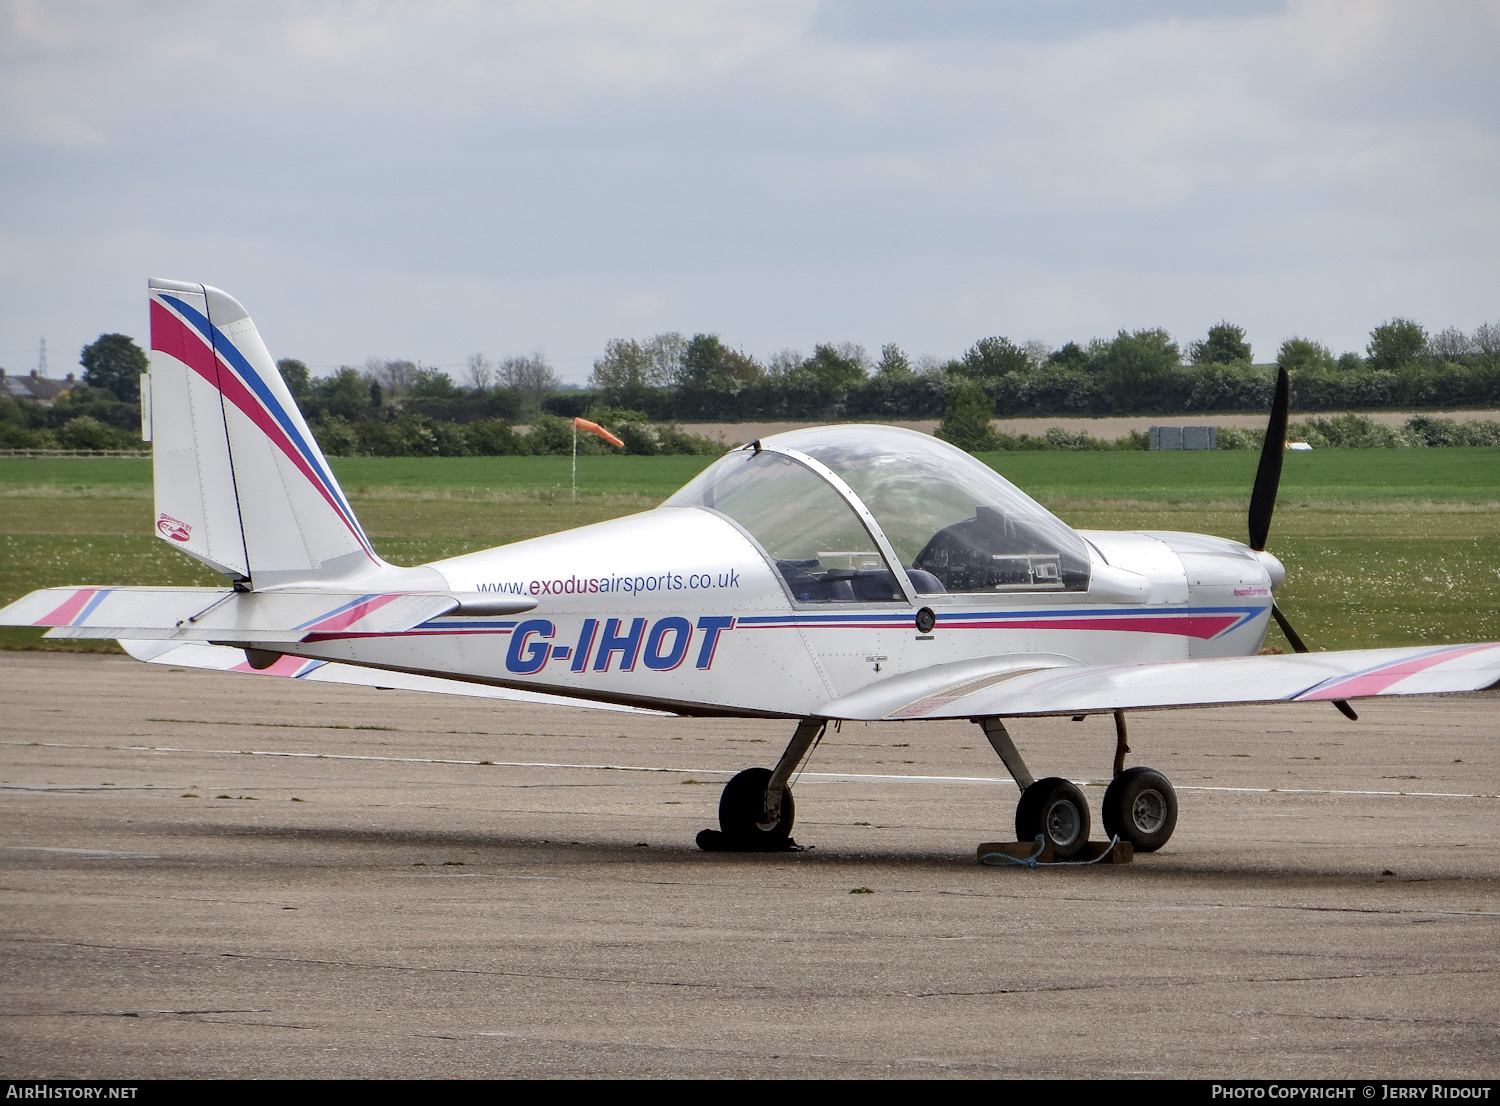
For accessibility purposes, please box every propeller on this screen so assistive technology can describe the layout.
[1248,368,1290,555]
[1248,367,1358,721]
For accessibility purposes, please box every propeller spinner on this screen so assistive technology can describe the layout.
[1248,367,1357,721]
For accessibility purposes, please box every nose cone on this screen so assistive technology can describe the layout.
[1254,550,1286,591]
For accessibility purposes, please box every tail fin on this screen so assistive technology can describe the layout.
[144,278,380,587]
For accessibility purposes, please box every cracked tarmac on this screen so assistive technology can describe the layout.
[1,652,1497,1079]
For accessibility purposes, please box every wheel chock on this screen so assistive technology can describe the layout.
[1077,839,1134,864]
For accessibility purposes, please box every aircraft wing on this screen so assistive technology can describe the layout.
[817,642,1500,721]
[119,639,673,716]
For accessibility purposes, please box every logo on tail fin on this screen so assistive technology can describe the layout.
[157,513,192,542]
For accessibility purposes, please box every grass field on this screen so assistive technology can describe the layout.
[6,448,1497,503]
[3,449,1498,653]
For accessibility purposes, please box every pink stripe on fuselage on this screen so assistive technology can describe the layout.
[301,628,515,642]
[1297,643,1500,700]
[149,299,374,559]
[940,614,1244,640]
[33,587,99,626]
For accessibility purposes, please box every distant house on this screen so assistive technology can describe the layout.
[0,368,74,405]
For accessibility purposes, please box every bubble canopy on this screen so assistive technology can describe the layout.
[663,425,1092,601]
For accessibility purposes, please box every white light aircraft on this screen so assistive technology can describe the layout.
[6,279,1499,857]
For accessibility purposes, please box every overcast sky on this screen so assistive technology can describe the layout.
[2,0,1497,384]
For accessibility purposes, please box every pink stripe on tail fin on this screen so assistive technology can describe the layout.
[145,278,380,586]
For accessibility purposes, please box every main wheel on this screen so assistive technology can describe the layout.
[1102,766,1177,852]
[1015,777,1091,859]
[718,767,794,845]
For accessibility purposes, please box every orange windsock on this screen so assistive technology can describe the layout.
[572,417,625,449]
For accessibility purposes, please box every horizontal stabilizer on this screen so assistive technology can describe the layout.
[818,642,1500,720]
[1,586,535,642]
[120,640,670,716]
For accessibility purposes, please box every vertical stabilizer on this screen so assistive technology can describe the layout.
[145,278,380,587]
[146,280,249,580]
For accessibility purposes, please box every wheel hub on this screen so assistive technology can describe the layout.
[1131,789,1167,833]
[1044,799,1082,847]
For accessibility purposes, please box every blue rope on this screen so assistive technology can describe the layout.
[980,835,1124,869]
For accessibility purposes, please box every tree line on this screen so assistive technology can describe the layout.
[2,317,1498,455]
[575,319,1500,422]
[932,403,1500,453]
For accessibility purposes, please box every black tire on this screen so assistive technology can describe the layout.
[1102,767,1178,852]
[718,767,794,844]
[1015,777,1091,859]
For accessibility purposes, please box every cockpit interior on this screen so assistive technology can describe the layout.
[663,425,1092,603]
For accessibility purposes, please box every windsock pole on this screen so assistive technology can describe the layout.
[569,418,625,502]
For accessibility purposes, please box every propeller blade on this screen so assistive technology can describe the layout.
[1269,601,1307,653]
[1270,602,1357,720]
[1248,366,1290,551]
[1250,375,1355,720]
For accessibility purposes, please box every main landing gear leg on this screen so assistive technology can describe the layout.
[978,717,1091,859]
[1100,712,1178,852]
[1112,711,1130,777]
[697,718,825,852]
[977,714,1181,859]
